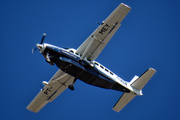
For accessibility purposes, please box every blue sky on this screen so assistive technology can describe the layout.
[1,0,180,120]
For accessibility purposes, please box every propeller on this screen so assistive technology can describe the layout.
[32,47,38,53]
[40,33,46,44]
[32,33,46,53]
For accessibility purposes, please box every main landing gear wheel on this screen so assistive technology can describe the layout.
[68,85,74,91]
[68,78,77,91]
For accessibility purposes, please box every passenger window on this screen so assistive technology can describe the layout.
[94,62,99,66]
[100,65,104,69]
[110,72,114,75]
[105,69,109,72]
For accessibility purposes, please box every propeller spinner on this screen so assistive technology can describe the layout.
[32,33,46,53]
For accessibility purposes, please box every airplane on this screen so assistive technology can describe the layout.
[27,3,156,113]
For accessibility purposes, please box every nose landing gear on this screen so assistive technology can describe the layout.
[44,54,55,66]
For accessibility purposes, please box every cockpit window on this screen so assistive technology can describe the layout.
[87,58,91,62]
[69,50,74,53]
[64,48,69,50]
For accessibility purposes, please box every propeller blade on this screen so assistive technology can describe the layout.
[32,47,38,53]
[40,33,46,44]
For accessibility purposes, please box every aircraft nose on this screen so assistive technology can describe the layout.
[37,44,43,50]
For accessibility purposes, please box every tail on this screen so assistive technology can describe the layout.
[113,68,156,112]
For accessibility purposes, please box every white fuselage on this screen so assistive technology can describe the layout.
[39,43,142,95]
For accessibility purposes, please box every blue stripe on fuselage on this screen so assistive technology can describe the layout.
[44,45,128,92]
[45,46,114,82]
[45,46,79,61]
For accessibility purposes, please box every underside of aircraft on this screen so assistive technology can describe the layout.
[27,3,156,113]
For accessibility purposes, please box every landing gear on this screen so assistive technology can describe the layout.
[44,54,54,66]
[68,78,77,91]
[46,54,51,63]
[68,85,74,90]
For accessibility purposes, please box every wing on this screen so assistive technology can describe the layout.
[76,3,131,61]
[26,70,74,113]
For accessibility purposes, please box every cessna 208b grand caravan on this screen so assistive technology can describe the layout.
[27,3,156,113]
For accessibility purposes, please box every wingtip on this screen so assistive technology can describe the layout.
[149,67,156,72]
[121,3,131,9]
[43,33,46,36]
[112,107,120,112]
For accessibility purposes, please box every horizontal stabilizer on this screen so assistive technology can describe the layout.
[113,68,156,112]
[113,92,136,112]
[130,68,156,91]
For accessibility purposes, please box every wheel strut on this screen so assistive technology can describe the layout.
[68,78,77,91]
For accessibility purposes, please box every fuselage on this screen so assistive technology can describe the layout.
[39,43,130,93]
